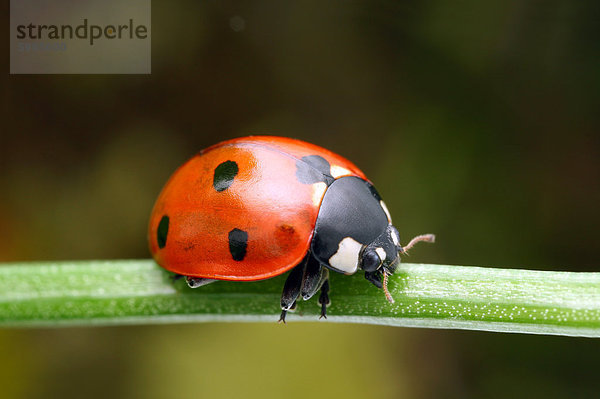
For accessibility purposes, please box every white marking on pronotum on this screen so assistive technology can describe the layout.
[328,237,362,274]
[311,182,328,207]
[330,165,351,178]
[390,229,400,246]
[380,200,392,223]
[375,247,387,261]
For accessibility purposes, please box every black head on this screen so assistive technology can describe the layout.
[362,228,436,303]
[359,225,402,274]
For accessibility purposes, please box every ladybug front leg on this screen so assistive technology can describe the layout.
[318,279,330,319]
[300,255,328,301]
[299,255,330,319]
[364,270,383,289]
[279,259,307,323]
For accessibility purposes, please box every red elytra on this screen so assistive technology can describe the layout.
[148,136,367,281]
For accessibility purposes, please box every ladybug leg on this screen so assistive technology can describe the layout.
[288,300,297,311]
[299,257,331,319]
[300,255,328,301]
[279,261,307,323]
[364,270,383,289]
[278,311,288,323]
[318,279,331,319]
[186,277,217,288]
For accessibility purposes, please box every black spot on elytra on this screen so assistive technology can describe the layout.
[228,228,248,261]
[157,215,169,249]
[296,155,334,186]
[213,161,239,192]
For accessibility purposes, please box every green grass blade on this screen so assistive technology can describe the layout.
[0,260,599,337]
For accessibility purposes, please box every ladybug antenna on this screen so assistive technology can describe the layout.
[400,234,436,256]
[382,270,395,304]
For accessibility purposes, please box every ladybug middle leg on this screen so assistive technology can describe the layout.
[279,254,330,322]
[279,258,306,323]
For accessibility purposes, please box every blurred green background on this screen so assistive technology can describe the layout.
[2,1,600,398]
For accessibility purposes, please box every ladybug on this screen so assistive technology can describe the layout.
[148,136,434,322]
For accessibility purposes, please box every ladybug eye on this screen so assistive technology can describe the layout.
[361,250,381,272]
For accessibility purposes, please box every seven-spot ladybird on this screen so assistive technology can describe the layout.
[148,136,434,321]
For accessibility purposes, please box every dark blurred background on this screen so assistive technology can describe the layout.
[2,1,600,398]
